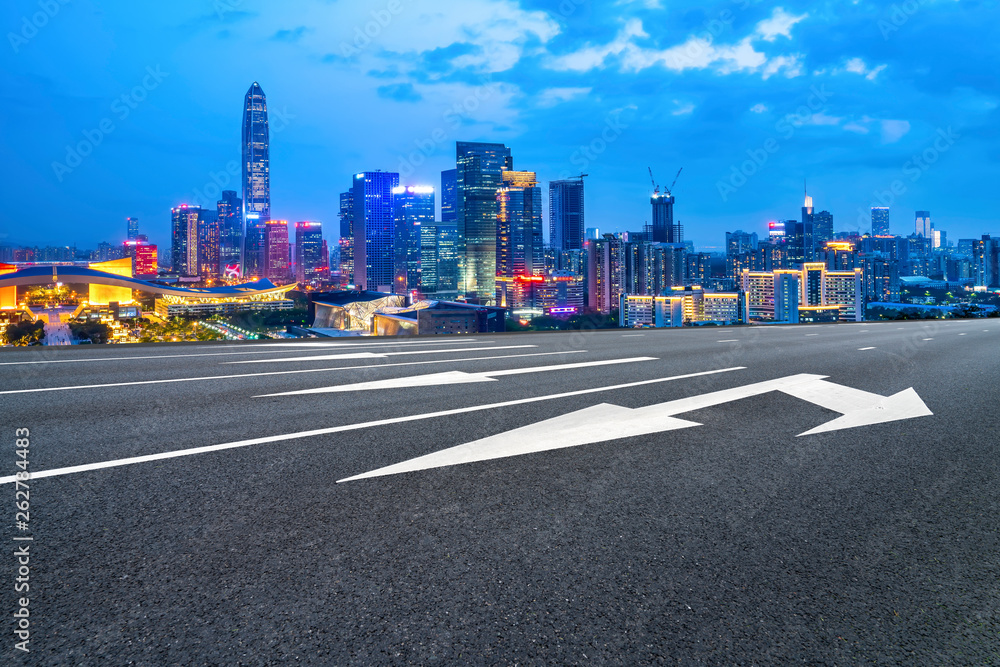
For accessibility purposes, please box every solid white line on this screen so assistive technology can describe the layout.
[958,333,967,336]
[717,340,738,343]
[858,347,876,351]
[923,338,934,341]
[0,351,583,395]
[258,357,659,397]
[621,334,644,337]
[0,339,493,365]
[223,345,536,364]
[0,366,746,485]
[805,334,819,337]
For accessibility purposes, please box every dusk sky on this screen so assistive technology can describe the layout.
[2,0,997,253]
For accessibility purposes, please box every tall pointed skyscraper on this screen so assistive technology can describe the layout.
[242,82,270,277]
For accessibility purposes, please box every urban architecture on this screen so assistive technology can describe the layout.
[294,221,324,283]
[440,169,457,223]
[496,170,543,294]
[549,177,585,251]
[872,207,890,236]
[242,82,270,276]
[351,171,400,291]
[456,141,512,303]
[170,204,203,276]
[126,217,139,241]
[263,220,290,282]
[393,185,435,293]
[218,190,243,276]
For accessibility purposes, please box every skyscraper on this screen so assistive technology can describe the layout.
[352,171,400,291]
[872,207,890,235]
[338,191,354,285]
[171,205,202,276]
[198,210,221,279]
[650,191,677,243]
[915,211,931,238]
[126,217,139,241]
[456,141,512,303]
[294,221,323,283]
[242,82,270,276]
[263,220,290,282]
[393,185,435,293]
[217,190,243,276]
[549,177,585,251]
[496,171,543,279]
[813,210,833,247]
[441,169,457,223]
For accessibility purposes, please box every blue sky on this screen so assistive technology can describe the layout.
[1,0,997,252]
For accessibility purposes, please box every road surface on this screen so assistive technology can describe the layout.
[1,320,997,663]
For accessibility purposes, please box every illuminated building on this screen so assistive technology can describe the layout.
[420,223,458,296]
[456,141,512,303]
[586,234,625,314]
[440,169,457,223]
[787,220,814,265]
[685,252,711,284]
[338,191,354,285]
[264,220,290,282]
[495,170,543,305]
[88,258,134,305]
[373,300,507,336]
[309,290,406,331]
[294,221,324,283]
[352,171,400,291]
[243,213,266,278]
[170,205,202,276]
[740,264,862,322]
[199,211,221,279]
[620,288,740,327]
[242,82,270,221]
[768,220,786,239]
[619,295,684,328]
[650,190,679,243]
[813,210,833,247]
[533,271,584,315]
[123,241,158,276]
[871,207,890,235]
[393,185,435,293]
[218,190,243,276]
[549,177,585,251]
[915,210,931,238]
[741,270,801,323]
[0,262,17,310]
[802,187,814,233]
[126,217,139,241]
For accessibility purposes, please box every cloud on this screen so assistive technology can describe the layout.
[545,9,807,79]
[271,27,310,42]
[880,119,911,143]
[672,101,695,115]
[750,103,768,113]
[616,0,664,7]
[536,87,592,107]
[843,57,888,80]
[755,8,809,42]
[376,83,422,103]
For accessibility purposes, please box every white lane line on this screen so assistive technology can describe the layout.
[621,334,644,337]
[858,347,876,351]
[0,351,582,396]
[0,366,746,486]
[923,338,934,341]
[257,357,658,397]
[253,339,482,347]
[0,339,494,365]
[958,333,967,336]
[805,334,819,337]
[223,344,536,364]
[717,340,739,343]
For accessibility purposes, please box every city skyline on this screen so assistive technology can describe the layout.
[2,1,997,253]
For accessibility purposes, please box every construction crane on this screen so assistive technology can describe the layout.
[647,167,659,196]
[664,167,683,197]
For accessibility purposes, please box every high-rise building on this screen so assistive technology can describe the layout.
[218,190,243,277]
[126,217,139,241]
[549,177,585,251]
[294,221,324,283]
[198,210,221,279]
[352,171,400,291]
[393,185,435,293]
[171,205,202,275]
[787,220,814,265]
[123,240,158,276]
[915,211,931,238]
[650,191,678,243]
[338,191,354,285]
[871,207,890,235]
[441,169,457,223]
[263,220,290,282]
[586,234,625,313]
[496,171,543,278]
[585,227,600,241]
[242,82,270,276]
[456,141,512,303]
[802,187,814,229]
[813,210,833,247]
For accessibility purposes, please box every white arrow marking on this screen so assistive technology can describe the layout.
[223,344,537,364]
[338,374,933,482]
[255,357,658,396]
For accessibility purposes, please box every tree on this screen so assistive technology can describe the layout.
[3,321,45,346]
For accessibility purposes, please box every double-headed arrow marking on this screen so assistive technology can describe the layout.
[338,374,932,482]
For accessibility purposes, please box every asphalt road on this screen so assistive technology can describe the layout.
[1,320,998,664]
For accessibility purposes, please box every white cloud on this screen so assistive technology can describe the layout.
[755,8,809,42]
[672,101,695,115]
[616,0,664,7]
[750,103,768,114]
[843,122,870,134]
[843,57,887,80]
[536,87,592,107]
[546,8,807,79]
[880,119,911,143]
